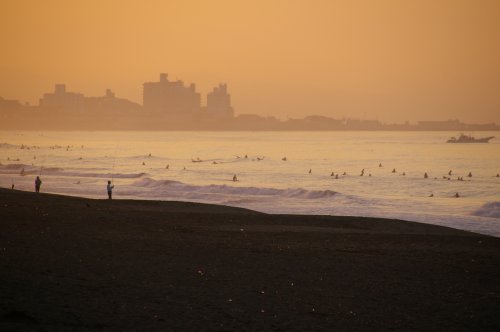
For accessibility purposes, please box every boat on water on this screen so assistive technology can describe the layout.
[446,134,495,143]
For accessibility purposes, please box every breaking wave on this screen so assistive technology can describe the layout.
[472,202,500,218]
[0,142,17,148]
[0,164,146,179]
[133,177,337,200]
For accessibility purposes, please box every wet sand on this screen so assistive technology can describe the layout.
[1,188,499,331]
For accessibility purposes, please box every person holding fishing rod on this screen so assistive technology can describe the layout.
[35,176,42,193]
[107,180,114,200]
[107,148,117,199]
[34,159,44,193]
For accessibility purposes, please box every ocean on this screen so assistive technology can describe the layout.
[1,131,499,236]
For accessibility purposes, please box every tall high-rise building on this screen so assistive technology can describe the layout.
[143,73,201,117]
[206,83,234,119]
[39,84,85,112]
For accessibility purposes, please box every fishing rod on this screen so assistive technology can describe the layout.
[111,144,119,185]
[39,154,45,176]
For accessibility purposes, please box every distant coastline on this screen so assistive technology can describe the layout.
[0,116,498,131]
[1,73,498,131]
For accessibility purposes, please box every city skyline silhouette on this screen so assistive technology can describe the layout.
[1,0,499,124]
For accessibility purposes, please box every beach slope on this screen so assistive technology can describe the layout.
[1,188,499,331]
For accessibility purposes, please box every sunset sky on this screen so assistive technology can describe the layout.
[1,0,499,123]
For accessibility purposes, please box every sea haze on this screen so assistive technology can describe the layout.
[1,131,499,237]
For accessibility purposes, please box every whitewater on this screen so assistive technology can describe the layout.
[1,131,499,237]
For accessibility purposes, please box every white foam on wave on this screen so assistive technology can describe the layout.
[0,164,147,179]
[0,142,17,148]
[472,202,500,218]
[58,171,147,179]
[133,177,337,200]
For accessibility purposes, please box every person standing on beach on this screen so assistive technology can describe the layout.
[35,176,42,193]
[107,180,114,200]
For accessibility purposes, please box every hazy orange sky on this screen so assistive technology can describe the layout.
[1,0,499,123]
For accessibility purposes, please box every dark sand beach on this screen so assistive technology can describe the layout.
[1,188,499,331]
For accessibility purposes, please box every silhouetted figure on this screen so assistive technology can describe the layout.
[233,174,238,182]
[245,154,248,159]
[107,180,114,200]
[342,172,347,175]
[331,172,334,176]
[142,162,146,166]
[468,172,472,177]
[213,161,217,164]
[335,174,339,179]
[402,172,406,176]
[392,168,396,173]
[424,172,428,179]
[309,169,312,174]
[35,176,42,193]
[379,163,382,167]
[368,173,372,177]
[497,174,499,177]
[454,192,460,198]
[282,157,287,161]
[429,193,434,197]
[166,164,169,169]
[448,170,452,176]
[148,153,152,157]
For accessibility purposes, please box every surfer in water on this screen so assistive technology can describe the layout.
[424,172,428,179]
[233,174,238,182]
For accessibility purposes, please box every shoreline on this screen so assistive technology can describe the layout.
[1,188,500,331]
[2,185,498,238]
